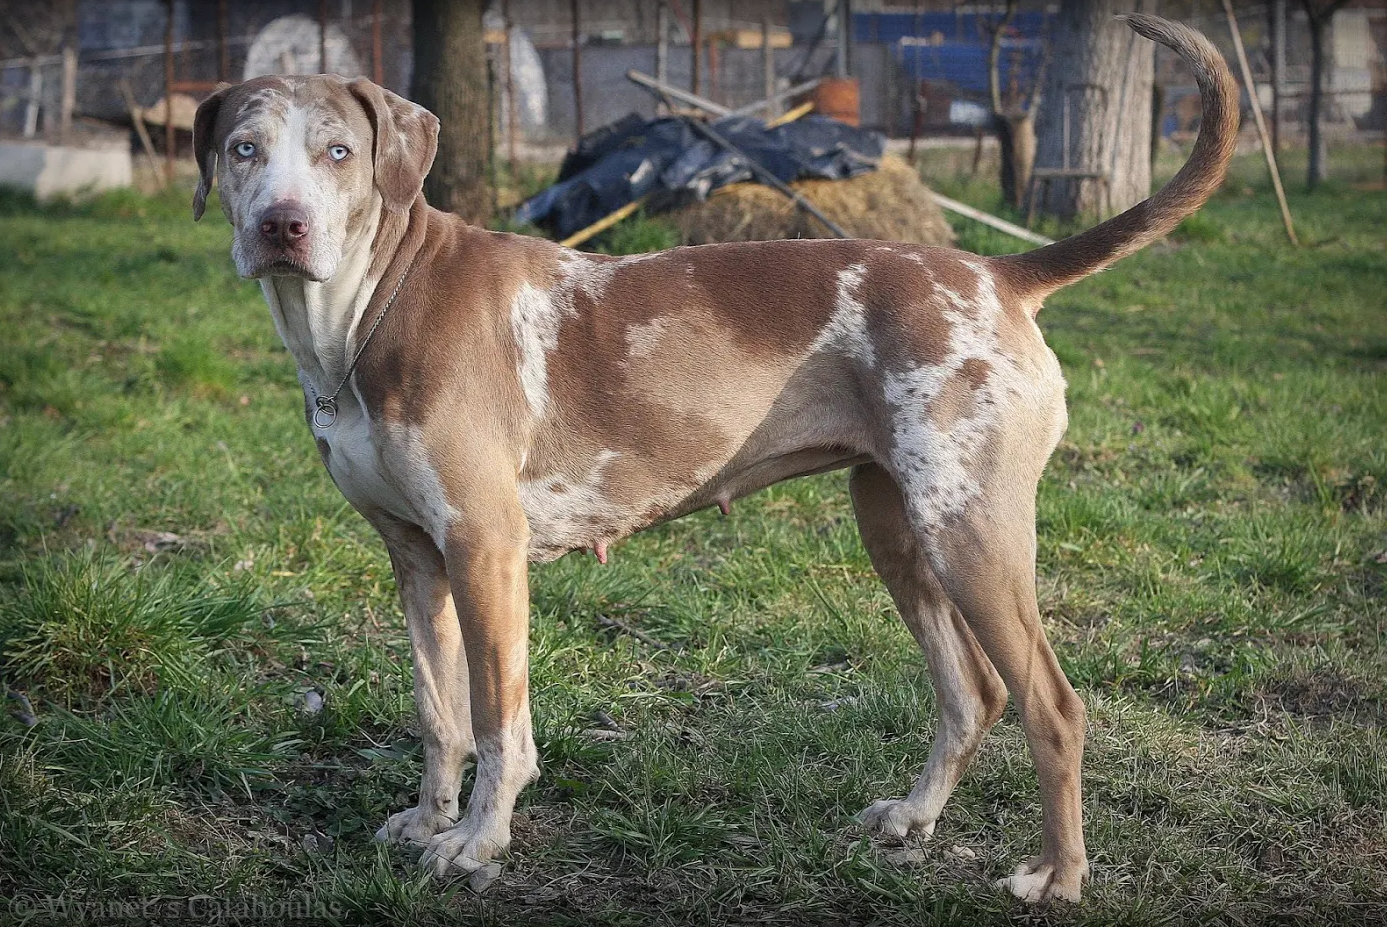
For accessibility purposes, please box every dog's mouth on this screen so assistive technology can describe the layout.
[244,256,325,282]
[265,258,312,277]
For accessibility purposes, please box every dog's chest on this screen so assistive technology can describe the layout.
[316,404,415,523]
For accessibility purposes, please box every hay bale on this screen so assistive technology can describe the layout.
[671,155,954,247]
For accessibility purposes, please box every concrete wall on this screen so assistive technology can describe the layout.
[0,140,132,199]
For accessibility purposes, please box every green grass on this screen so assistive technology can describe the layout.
[1,148,1384,925]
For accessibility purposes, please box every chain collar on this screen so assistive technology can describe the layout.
[311,260,415,429]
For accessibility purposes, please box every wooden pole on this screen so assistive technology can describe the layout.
[502,0,518,175]
[682,116,848,237]
[762,16,776,120]
[1271,0,1285,153]
[121,79,163,187]
[709,39,720,107]
[656,2,668,103]
[1221,0,1298,246]
[217,0,229,82]
[835,0,848,78]
[372,0,384,84]
[572,0,584,140]
[908,0,921,163]
[691,0,702,97]
[318,0,329,73]
[23,63,40,138]
[60,46,76,140]
[164,0,174,182]
[931,192,1055,246]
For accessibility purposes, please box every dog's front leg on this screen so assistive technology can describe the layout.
[371,516,475,846]
[420,504,538,880]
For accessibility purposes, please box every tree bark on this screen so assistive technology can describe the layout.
[411,0,491,223]
[1031,0,1155,221]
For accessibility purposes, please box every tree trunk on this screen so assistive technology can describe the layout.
[1306,14,1328,189]
[1031,0,1154,220]
[411,0,491,223]
[997,113,1036,209]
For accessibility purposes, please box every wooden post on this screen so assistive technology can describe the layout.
[372,0,384,84]
[837,0,848,75]
[319,0,329,73]
[835,0,848,78]
[762,16,776,120]
[502,0,518,175]
[1271,0,1285,153]
[121,79,163,186]
[656,2,668,104]
[691,0,702,97]
[571,0,584,139]
[217,0,229,82]
[709,39,720,107]
[1221,0,1297,246]
[60,47,76,140]
[23,63,41,138]
[164,0,175,182]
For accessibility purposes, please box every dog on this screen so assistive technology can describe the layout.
[190,15,1237,903]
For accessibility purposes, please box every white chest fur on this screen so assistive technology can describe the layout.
[317,398,411,520]
[314,397,459,548]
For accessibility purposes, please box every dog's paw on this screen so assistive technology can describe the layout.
[419,818,510,881]
[857,798,937,840]
[995,856,1089,903]
[374,806,456,845]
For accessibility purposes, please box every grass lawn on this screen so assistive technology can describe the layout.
[1,146,1384,926]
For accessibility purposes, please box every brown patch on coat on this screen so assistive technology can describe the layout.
[927,362,992,433]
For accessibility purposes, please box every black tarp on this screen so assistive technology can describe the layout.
[514,113,886,240]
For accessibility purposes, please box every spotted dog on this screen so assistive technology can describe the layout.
[191,15,1238,903]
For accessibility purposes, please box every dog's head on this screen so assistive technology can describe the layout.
[192,75,439,282]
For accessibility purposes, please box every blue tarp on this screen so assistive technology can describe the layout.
[857,11,1049,106]
[514,113,886,241]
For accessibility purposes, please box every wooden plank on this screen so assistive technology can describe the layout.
[60,47,76,140]
[930,193,1055,247]
[560,197,647,249]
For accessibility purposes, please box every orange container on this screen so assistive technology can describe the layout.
[809,77,861,127]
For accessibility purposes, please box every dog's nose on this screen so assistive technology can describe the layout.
[259,204,309,247]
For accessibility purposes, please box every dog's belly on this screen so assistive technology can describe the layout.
[518,357,874,562]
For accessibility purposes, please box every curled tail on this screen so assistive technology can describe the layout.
[992,14,1240,307]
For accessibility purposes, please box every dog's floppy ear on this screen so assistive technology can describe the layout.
[192,83,233,221]
[348,79,440,212]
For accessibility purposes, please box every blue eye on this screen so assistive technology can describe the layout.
[328,145,350,161]
[233,141,256,158]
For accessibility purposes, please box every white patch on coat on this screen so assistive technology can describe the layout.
[884,261,1063,533]
[510,252,628,420]
[810,263,876,367]
[625,317,668,359]
[378,422,463,551]
[318,408,459,548]
[510,283,563,418]
[517,449,619,557]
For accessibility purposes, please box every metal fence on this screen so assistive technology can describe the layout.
[1,1,1381,158]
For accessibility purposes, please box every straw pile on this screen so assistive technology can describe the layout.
[671,155,954,247]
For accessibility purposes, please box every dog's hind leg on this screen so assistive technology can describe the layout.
[850,462,1008,841]
[371,516,475,846]
[921,476,1090,903]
